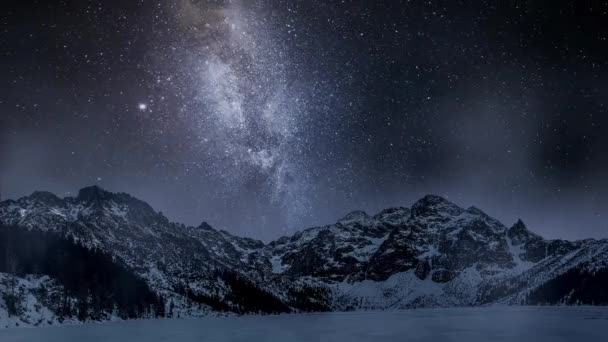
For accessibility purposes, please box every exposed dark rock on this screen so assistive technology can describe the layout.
[1,186,607,324]
[338,210,370,223]
[415,259,431,280]
[431,269,455,283]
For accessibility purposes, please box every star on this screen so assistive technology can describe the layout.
[138,103,147,111]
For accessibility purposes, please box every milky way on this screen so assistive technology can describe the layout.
[155,1,322,232]
[1,1,608,240]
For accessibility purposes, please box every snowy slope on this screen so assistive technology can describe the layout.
[0,273,79,329]
[1,187,607,328]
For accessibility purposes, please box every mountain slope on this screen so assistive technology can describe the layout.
[0,187,292,320]
[0,224,164,328]
[1,187,607,326]
[263,195,608,309]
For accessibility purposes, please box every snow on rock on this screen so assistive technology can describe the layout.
[1,187,608,329]
[0,273,69,329]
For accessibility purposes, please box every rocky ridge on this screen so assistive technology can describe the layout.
[0,186,607,327]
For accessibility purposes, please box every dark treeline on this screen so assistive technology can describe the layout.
[178,269,291,314]
[0,224,165,321]
[287,285,332,312]
[218,269,290,313]
[526,266,608,305]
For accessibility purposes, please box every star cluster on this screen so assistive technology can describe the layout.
[1,1,608,240]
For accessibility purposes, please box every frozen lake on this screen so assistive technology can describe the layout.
[1,307,607,342]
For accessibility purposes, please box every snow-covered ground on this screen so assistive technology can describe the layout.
[0,307,606,341]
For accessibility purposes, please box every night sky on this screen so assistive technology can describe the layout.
[1,0,607,240]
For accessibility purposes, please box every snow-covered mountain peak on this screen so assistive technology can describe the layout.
[507,219,541,246]
[27,191,64,206]
[196,221,215,230]
[76,185,114,203]
[372,207,410,225]
[465,206,487,217]
[73,186,159,221]
[338,210,370,224]
[2,188,608,323]
[0,186,172,238]
[411,195,465,218]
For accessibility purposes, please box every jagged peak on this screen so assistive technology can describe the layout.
[507,219,542,245]
[197,221,215,231]
[513,218,526,229]
[75,186,148,208]
[508,218,528,234]
[0,198,15,206]
[372,207,410,223]
[28,191,63,205]
[72,186,163,225]
[411,194,464,217]
[76,185,113,202]
[414,194,455,207]
[338,210,370,223]
[466,206,487,216]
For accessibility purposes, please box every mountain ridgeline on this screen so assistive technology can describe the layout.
[0,186,607,327]
[0,224,165,321]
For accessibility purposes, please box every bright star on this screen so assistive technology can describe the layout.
[138,103,147,111]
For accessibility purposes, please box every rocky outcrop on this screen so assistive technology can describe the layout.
[1,187,607,327]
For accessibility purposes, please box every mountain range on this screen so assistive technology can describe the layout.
[0,186,607,328]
